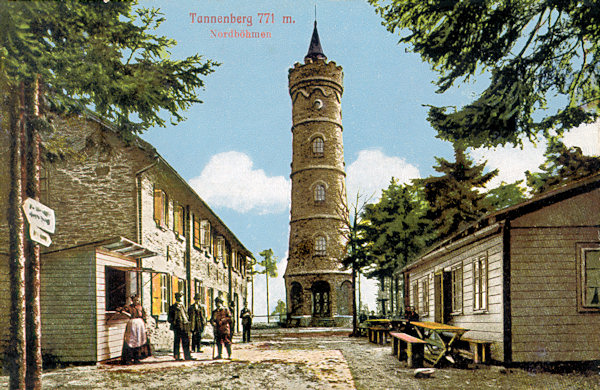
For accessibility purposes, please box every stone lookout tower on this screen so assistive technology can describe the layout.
[284,22,353,327]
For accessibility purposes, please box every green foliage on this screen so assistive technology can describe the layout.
[415,145,497,242]
[271,300,286,317]
[257,249,278,278]
[525,137,600,194]
[360,179,432,279]
[369,0,599,147]
[0,1,218,135]
[484,181,527,211]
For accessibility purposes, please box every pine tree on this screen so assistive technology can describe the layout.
[416,145,497,242]
[369,0,599,148]
[361,180,431,279]
[1,3,217,388]
[484,181,527,211]
[526,137,600,195]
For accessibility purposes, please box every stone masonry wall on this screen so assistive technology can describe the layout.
[286,57,352,324]
[0,116,140,252]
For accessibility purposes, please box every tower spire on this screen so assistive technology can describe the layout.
[305,18,326,62]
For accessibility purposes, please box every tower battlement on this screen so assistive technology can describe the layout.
[288,60,344,93]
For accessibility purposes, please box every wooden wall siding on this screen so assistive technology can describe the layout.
[41,249,97,363]
[0,255,9,360]
[96,250,136,362]
[511,188,600,228]
[510,226,600,362]
[408,234,505,361]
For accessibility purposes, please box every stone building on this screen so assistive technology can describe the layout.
[284,22,353,327]
[0,113,251,363]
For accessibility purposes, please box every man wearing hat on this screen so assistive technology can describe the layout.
[210,296,233,359]
[240,300,253,343]
[188,293,206,353]
[168,292,192,361]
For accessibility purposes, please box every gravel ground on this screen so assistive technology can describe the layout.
[1,328,599,389]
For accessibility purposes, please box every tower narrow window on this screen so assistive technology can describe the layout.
[315,236,326,256]
[314,184,326,203]
[312,137,324,157]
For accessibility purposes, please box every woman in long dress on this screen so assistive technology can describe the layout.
[119,294,151,364]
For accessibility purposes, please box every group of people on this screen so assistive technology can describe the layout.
[118,292,253,364]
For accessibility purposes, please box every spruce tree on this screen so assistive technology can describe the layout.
[1,3,217,388]
[526,137,600,195]
[416,145,497,242]
[369,0,599,148]
[361,180,431,279]
[484,181,527,211]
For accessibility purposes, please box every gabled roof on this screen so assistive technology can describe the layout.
[403,172,600,272]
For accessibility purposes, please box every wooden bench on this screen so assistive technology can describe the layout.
[458,338,493,364]
[358,324,368,337]
[368,326,389,345]
[390,332,427,368]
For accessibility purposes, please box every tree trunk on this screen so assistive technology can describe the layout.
[389,276,394,318]
[266,274,269,323]
[251,266,254,314]
[7,84,27,390]
[358,271,361,316]
[351,265,358,336]
[25,77,42,390]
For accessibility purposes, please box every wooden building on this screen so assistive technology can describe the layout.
[401,173,600,364]
[0,113,253,363]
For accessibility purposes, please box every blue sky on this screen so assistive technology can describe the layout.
[138,0,599,316]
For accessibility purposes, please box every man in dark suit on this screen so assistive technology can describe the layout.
[168,292,192,361]
[188,293,206,353]
[240,301,253,342]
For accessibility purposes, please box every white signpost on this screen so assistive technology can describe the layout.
[22,198,55,247]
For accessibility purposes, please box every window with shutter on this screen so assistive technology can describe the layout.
[153,189,163,225]
[174,203,184,236]
[154,189,169,228]
[171,275,179,303]
[151,273,165,316]
[201,221,211,249]
[193,217,201,249]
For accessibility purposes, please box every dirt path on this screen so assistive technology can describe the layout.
[1,328,598,389]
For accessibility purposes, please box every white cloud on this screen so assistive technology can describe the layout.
[346,149,421,203]
[469,141,547,188]
[563,120,600,156]
[470,120,600,189]
[189,151,290,214]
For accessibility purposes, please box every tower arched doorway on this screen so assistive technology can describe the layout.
[312,281,330,317]
[290,282,304,315]
[337,280,352,316]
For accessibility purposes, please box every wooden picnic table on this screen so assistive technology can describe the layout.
[408,321,468,366]
[367,326,390,345]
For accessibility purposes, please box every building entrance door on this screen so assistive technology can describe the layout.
[312,281,330,317]
[434,271,451,324]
